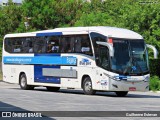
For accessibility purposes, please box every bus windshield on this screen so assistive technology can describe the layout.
[111,39,149,75]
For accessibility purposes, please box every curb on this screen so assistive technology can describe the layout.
[150,91,160,93]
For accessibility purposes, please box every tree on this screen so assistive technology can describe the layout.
[0,0,22,35]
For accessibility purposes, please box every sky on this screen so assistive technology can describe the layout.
[0,0,22,3]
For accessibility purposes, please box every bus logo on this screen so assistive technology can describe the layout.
[79,58,91,65]
[132,66,137,71]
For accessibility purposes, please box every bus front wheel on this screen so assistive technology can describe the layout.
[115,91,128,97]
[19,73,34,90]
[46,87,60,92]
[82,77,96,95]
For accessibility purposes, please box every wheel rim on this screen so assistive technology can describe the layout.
[21,77,26,87]
[84,81,92,92]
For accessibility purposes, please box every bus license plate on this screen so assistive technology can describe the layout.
[129,87,136,91]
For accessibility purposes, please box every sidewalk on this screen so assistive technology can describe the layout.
[150,90,160,93]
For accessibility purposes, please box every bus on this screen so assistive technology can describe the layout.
[2,26,158,96]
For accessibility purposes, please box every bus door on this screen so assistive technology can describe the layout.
[95,45,110,90]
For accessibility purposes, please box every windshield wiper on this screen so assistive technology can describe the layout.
[123,56,133,75]
[132,55,144,75]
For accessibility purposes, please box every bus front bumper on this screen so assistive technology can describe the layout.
[109,80,149,92]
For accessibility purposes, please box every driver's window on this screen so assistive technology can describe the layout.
[90,32,106,51]
[97,45,110,70]
[90,32,110,70]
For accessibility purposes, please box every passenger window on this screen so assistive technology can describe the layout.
[61,37,68,53]
[34,37,46,53]
[22,38,34,53]
[81,36,92,55]
[4,34,93,55]
[47,36,60,53]
[5,37,35,53]
[28,40,34,53]
[75,37,82,53]
[5,38,12,53]
[60,35,93,56]
[13,38,22,53]
[61,36,75,53]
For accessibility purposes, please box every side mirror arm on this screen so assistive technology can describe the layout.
[96,41,114,57]
[146,44,158,59]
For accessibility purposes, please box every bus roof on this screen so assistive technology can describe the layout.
[4,26,143,39]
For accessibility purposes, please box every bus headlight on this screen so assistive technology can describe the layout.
[112,76,121,81]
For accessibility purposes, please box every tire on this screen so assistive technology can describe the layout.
[82,77,96,95]
[115,91,128,97]
[19,74,34,90]
[46,87,60,92]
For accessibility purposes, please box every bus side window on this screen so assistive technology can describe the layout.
[47,36,60,53]
[81,35,92,56]
[75,37,81,53]
[61,36,75,53]
[90,32,107,65]
[90,32,106,48]
[61,37,67,53]
[22,38,28,53]
[66,37,75,53]
[69,37,75,52]
[21,38,33,53]
[28,41,33,53]
[13,38,22,53]
[34,37,46,53]
[60,34,92,55]
[5,38,12,53]
[99,46,110,70]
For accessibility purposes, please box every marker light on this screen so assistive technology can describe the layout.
[108,38,113,44]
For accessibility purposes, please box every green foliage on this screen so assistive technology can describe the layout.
[149,58,160,91]
[0,0,22,35]
[21,0,84,29]
[0,36,2,58]
[149,76,160,91]
[149,59,160,77]
[75,12,114,26]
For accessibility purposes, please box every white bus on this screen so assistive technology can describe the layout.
[2,26,158,96]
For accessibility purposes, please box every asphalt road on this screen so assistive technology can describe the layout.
[0,81,160,120]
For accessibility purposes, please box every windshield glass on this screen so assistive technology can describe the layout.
[111,39,149,75]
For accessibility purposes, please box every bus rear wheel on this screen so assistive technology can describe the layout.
[46,87,60,92]
[82,77,96,95]
[19,73,34,90]
[115,91,128,97]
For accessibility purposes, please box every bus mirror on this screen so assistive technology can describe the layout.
[96,41,114,57]
[146,44,158,59]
